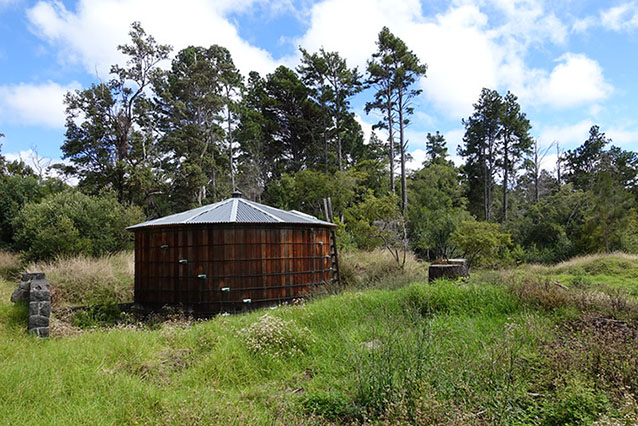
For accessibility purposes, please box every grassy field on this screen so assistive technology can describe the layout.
[1,252,638,425]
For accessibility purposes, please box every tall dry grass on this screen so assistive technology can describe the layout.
[26,251,134,307]
[0,251,22,280]
[339,248,428,290]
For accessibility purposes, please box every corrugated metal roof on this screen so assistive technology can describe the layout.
[127,197,336,229]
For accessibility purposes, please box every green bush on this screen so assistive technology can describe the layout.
[450,220,511,267]
[71,302,125,328]
[13,190,144,261]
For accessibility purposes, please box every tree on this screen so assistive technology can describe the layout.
[564,125,611,191]
[298,48,362,171]
[498,91,532,221]
[582,168,633,253]
[260,66,324,177]
[459,88,503,221]
[408,158,470,260]
[424,131,448,165]
[214,46,244,190]
[154,45,241,211]
[366,27,426,215]
[366,28,398,196]
[62,22,171,205]
[459,89,532,222]
[235,71,270,201]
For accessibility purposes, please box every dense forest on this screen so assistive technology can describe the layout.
[1,22,637,265]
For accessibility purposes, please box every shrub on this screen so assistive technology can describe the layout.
[451,220,511,268]
[0,175,45,248]
[13,190,144,261]
[71,302,125,328]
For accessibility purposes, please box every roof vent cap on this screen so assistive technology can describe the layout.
[231,190,243,199]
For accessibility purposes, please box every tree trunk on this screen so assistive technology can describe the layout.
[398,90,407,216]
[556,143,561,185]
[534,141,540,203]
[322,100,328,172]
[502,137,509,222]
[483,143,490,221]
[336,99,343,172]
[227,103,234,190]
[386,88,395,196]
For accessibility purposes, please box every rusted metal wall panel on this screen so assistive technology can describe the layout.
[133,224,335,315]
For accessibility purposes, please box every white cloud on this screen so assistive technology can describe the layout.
[406,148,427,171]
[601,2,638,32]
[533,53,612,108]
[0,81,80,128]
[537,119,594,149]
[27,0,288,77]
[294,0,586,119]
[605,127,638,149]
[537,120,638,153]
[573,2,638,33]
[354,113,375,143]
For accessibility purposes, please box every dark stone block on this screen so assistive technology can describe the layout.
[30,290,51,302]
[10,288,28,303]
[29,301,40,316]
[30,279,50,292]
[22,273,45,282]
[28,315,49,329]
[40,302,51,318]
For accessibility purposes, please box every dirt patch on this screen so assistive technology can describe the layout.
[544,315,638,400]
[561,315,638,342]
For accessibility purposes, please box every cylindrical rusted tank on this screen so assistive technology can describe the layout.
[128,193,338,315]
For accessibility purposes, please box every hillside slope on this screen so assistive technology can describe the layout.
[1,254,637,425]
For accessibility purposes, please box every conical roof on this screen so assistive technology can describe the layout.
[127,195,335,229]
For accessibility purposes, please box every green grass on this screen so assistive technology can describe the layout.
[1,253,638,424]
[523,253,638,297]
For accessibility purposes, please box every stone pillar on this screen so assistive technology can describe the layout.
[10,273,51,338]
[28,275,51,338]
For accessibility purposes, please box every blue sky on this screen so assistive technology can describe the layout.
[1,0,637,172]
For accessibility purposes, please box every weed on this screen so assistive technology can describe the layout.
[352,309,432,421]
[302,390,355,419]
[70,302,125,328]
[239,314,314,358]
[540,379,610,426]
